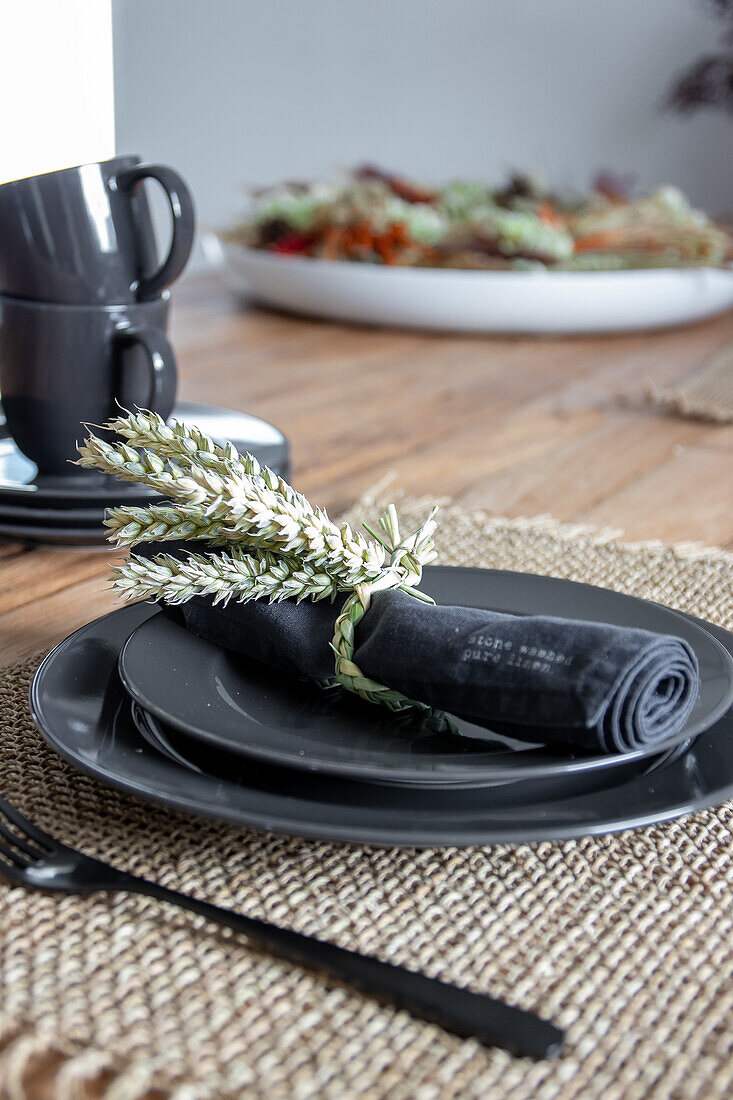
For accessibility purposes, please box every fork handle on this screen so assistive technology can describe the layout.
[121,875,562,1059]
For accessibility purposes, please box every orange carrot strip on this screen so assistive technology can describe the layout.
[573,231,623,252]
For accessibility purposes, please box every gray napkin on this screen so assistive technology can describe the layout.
[158,576,699,755]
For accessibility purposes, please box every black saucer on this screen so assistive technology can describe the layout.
[0,400,289,503]
[0,400,290,546]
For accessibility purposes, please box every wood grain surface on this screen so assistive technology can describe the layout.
[0,270,732,667]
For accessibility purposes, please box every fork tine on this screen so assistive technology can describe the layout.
[0,832,32,869]
[0,796,54,850]
[0,851,26,884]
[0,816,44,859]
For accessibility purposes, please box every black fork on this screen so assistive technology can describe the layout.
[0,794,563,1059]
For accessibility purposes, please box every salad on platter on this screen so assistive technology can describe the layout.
[222,167,733,272]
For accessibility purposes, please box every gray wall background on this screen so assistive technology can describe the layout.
[113,0,733,270]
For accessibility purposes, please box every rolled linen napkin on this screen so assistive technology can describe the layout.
[154,563,700,755]
[76,412,699,755]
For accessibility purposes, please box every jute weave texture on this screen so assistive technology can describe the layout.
[648,339,733,423]
[1,495,733,1099]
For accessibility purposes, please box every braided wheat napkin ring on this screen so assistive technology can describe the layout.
[331,505,452,730]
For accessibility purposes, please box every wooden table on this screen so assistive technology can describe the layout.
[1,270,732,667]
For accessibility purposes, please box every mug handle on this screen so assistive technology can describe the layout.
[115,324,178,418]
[116,163,196,299]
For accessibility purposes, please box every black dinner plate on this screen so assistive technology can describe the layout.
[117,567,733,787]
[130,699,690,803]
[30,579,733,847]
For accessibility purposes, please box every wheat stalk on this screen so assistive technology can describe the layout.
[77,431,387,586]
[114,547,337,606]
[105,409,306,508]
[104,503,235,546]
[78,410,444,722]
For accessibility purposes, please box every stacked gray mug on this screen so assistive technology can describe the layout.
[0,155,194,475]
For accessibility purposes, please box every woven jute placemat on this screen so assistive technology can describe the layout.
[648,340,733,423]
[2,495,733,1100]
